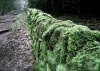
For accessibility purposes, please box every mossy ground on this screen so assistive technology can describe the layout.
[26,8,100,71]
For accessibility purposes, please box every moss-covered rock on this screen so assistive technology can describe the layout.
[26,8,100,71]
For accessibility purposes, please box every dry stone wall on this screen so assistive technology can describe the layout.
[27,8,100,71]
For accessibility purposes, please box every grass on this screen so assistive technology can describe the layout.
[11,12,27,31]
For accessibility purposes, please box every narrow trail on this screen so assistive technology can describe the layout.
[0,13,16,33]
[0,12,33,71]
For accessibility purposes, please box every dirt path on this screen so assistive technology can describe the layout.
[0,12,33,71]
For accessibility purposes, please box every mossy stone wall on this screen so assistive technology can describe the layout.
[26,8,100,71]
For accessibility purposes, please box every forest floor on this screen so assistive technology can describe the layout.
[0,12,33,71]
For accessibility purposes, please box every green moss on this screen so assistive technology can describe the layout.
[26,8,100,71]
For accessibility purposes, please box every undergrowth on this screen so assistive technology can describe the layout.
[26,8,100,71]
[0,0,15,15]
[11,12,26,31]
